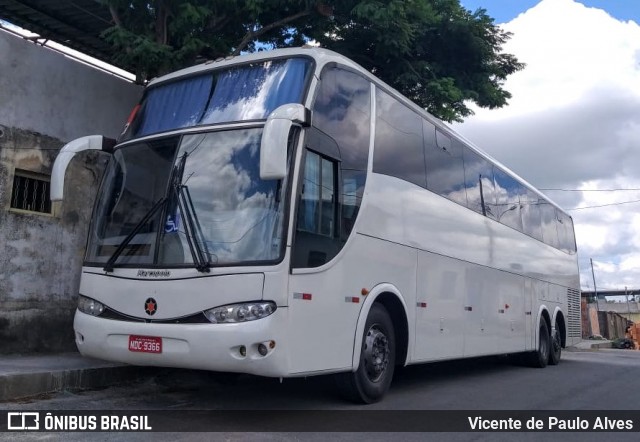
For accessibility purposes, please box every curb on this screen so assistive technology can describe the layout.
[566,341,613,351]
[589,341,613,349]
[0,364,152,402]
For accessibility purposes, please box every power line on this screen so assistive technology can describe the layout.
[541,188,640,192]
[568,199,640,210]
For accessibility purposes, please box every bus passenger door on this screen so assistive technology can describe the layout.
[287,149,357,374]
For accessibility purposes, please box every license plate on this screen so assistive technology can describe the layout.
[128,335,162,354]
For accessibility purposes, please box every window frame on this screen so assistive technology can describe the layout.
[9,168,53,216]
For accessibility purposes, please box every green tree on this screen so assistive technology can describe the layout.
[102,0,523,122]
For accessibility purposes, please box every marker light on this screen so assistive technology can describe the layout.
[204,302,276,324]
[77,295,105,316]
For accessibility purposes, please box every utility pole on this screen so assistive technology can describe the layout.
[626,286,632,321]
[590,258,599,312]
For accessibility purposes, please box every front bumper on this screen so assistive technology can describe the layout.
[73,307,290,377]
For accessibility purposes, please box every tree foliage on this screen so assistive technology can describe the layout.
[101,0,523,122]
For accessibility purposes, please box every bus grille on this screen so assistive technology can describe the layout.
[567,288,581,338]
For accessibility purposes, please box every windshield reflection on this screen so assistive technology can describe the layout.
[161,129,284,265]
[86,128,287,268]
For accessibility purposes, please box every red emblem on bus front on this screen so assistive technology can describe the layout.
[145,298,157,316]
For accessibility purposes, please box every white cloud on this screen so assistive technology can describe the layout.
[454,0,640,290]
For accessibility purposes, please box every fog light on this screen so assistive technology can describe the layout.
[239,345,246,357]
[258,343,268,356]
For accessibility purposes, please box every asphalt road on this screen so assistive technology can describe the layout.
[3,349,640,441]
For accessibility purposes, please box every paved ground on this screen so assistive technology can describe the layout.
[2,347,640,441]
[0,340,612,402]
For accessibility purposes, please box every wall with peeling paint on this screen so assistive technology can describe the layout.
[0,30,142,353]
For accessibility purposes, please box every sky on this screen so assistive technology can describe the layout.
[454,0,640,292]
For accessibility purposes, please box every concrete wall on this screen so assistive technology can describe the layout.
[0,30,142,353]
[597,311,631,340]
[0,30,140,141]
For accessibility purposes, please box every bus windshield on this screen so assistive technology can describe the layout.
[121,57,311,141]
[86,128,287,268]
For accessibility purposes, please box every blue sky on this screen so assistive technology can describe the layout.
[462,0,639,24]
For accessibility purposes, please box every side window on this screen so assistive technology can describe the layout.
[425,126,466,206]
[462,148,496,217]
[521,190,544,241]
[296,67,372,268]
[540,200,560,248]
[312,67,370,170]
[372,89,426,187]
[10,169,52,214]
[493,168,525,232]
[556,210,576,254]
[297,151,336,237]
[293,150,341,268]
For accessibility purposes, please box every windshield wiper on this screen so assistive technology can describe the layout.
[170,151,212,273]
[175,183,212,272]
[103,197,167,273]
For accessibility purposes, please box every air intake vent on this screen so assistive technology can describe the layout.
[567,288,581,338]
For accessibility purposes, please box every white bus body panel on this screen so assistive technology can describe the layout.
[287,235,416,374]
[355,173,580,362]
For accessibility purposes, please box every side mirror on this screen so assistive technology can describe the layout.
[260,104,310,180]
[51,135,116,201]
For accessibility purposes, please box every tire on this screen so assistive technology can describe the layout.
[335,303,396,403]
[548,321,562,366]
[525,320,550,368]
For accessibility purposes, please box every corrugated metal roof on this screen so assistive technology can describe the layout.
[0,0,117,67]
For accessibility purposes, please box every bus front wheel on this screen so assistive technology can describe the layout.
[336,303,396,403]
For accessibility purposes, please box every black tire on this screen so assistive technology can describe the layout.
[548,321,562,366]
[335,303,396,403]
[525,320,550,368]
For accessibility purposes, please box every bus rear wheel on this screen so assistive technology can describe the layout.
[525,320,550,368]
[548,321,562,365]
[336,303,396,403]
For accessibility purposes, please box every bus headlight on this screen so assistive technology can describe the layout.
[78,295,105,316]
[204,302,276,324]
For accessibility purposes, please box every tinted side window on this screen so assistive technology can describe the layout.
[462,148,496,217]
[295,67,372,269]
[293,150,341,268]
[540,200,560,248]
[311,67,371,242]
[493,168,525,231]
[521,190,544,241]
[425,125,466,205]
[556,210,576,254]
[297,151,335,237]
[312,67,370,170]
[373,89,426,187]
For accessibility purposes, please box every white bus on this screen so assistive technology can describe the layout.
[51,47,581,403]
